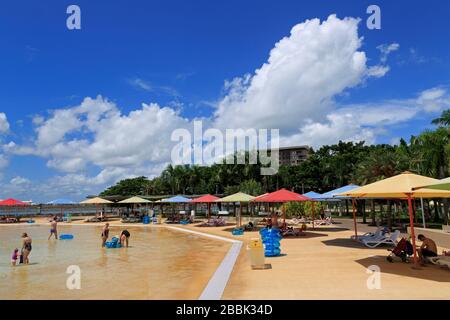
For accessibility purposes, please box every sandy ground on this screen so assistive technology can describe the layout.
[2,216,450,299]
[179,219,450,300]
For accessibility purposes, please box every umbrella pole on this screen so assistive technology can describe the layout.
[208,203,211,220]
[282,203,286,225]
[240,202,243,228]
[311,201,315,229]
[407,194,419,268]
[352,198,358,240]
[420,197,426,228]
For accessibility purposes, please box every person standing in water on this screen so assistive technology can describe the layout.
[21,233,32,264]
[11,249,20,266]
[101,223,110,247]
[119,230,130,248]
[48,218,58,240]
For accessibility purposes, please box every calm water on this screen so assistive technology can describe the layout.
[0,225,230,299]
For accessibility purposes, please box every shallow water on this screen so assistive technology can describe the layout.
[0,225,230,299]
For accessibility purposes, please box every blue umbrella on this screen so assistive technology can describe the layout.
[302,191,323,200]
[161,195,192,203]
[318,185,360,201]
[46,198,75,205]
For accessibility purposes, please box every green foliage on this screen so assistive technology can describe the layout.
[432,109,450,126]
[285,201,326,218]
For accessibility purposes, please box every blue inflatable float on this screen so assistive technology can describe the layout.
[59,234,74,240]
[232,228,244,236]
[105,236,122,248]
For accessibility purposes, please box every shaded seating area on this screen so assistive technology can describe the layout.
[80,197,113,222]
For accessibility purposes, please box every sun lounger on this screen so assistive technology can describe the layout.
[427,256,450,269]
[362,230,400,248]
[281,226,304,237]
[0,217,19,224]
[121,217,140,223]
[351,227,387,242]
[290,217,308,225]
[199,217,226,227]
[314,217,333,226]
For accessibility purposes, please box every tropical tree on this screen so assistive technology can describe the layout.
[432,109,450,126]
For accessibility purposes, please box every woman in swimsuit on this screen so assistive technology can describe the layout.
[21,233,32,264]
[120,230,130,248]
[101,223,110,247]
[48,219,58,240]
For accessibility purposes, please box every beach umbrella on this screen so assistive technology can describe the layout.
[161,195,192,216]
[118,196,152,217]
[413,177,450,228]
[216,192,255,228]
[318,185,360,201]
[118,196,152,204]
[161,195,192,203]
[337,171,450,267]
[252,189,313,226]
[0,198,30,206]
[0,198,30,217]
[46,199,75,205]
[192,194,220,219]
[80,197,113,217]
[303,191,323,200]
[253,193,269,215]
[80,197,113,204]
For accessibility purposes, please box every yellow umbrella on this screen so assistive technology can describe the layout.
[80,197,113,218]
[216,192,255,227]
[118,196,152,218]
[118,196,152,204]
[80,197,113,204]
[337,171,450,267]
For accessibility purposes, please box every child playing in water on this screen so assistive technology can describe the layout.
[11,248,20,266]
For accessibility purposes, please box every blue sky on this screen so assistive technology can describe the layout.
[0,0,449,202]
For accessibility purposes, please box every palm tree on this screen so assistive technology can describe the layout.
[432,109,450,126]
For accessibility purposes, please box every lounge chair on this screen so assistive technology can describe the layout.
[351,227,388,242]
[199,217,226,227]
[121,217,140,223]
[362,230,400,248]
[281,226,304,237]
[290,217,308,225]
[314,217,333,226]
[0,217,18,224]
[85,216,108,223]
[427,256,450,269]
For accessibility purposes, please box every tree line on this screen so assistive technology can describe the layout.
[100,110,450,226]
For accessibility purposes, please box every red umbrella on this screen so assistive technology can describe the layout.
[0,198,30,206]
[253,189,311,203]
[252,189,314,226]
[192,194,220,219]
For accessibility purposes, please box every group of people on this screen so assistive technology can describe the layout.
[101,223,131,248]
[11,218,132,266]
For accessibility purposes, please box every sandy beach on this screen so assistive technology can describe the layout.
[1,216,449,300]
